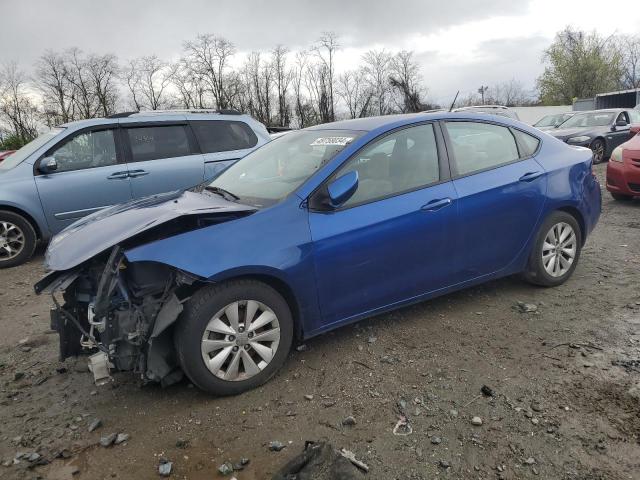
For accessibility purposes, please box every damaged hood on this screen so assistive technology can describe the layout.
[45,190,256,271]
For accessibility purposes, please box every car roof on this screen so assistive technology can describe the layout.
[59,110,254,129]
[307,111,526,133]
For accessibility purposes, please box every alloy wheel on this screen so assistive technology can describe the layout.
[591,140,604,164]
[201,300,281,381]
[0,221,25,261]
[542,222,577,278]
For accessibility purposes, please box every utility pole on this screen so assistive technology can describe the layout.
[478,85,488,105]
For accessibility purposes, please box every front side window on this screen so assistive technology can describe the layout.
[48,129,117,173]
[333,124,440,207]
[126,125,192,162]
[0,128,65,171]
[191,120,258,153]
[445,122,519,176]
[209,129,363,207]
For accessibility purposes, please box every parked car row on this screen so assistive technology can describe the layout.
[0,110,270,267]
[34,111,601,395]
[547,108,640,163]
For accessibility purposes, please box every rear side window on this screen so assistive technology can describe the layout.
[191,120,258,153]
[512,129,540,157]
[445,122,519,176]
[126,125,192,162]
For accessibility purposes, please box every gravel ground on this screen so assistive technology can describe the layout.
[0,163,639,480]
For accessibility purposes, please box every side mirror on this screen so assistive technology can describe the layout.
[327,171,359,208]
[39,156,58,174]
[614,119,629,130]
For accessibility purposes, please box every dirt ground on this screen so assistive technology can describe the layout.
[1,163,639,480]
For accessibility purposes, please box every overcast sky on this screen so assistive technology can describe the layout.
[1,0,639,105]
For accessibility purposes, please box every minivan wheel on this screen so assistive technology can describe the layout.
[175,279,293,395]
[523,211,582,287]
[0,211,37,269]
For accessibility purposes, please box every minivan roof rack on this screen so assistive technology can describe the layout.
[106,109,244,119]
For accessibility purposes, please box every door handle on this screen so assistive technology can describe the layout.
[421,198,452,212]
[519,171,543,182]
[107,171,129,179]
[128,169,149,178]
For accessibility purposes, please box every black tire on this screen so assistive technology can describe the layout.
[523,211,582,287]
[611,192,633,201]
[590,138,606,164]
[0,210,37,269]
[174,279,293,396]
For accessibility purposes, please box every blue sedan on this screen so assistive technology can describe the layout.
[36,112,601,395]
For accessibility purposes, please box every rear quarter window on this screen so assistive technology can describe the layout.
[191,120,258,153]
[512,129,540,157]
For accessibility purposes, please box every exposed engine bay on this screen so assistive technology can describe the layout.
[36,246,202,387]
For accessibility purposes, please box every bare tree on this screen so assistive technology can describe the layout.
[362,49,392,115]
[183,35,236,109]
[125,55,173,110]
[490,79,529,106]
[87,53,119,116]
[312,32,339,122]
[0,62,39,145]
[620,34,640,89]
[389,50,423,113]
[337,70,372,119]
[36,50,76,125]
[291,51,315,128]
[272,45,292,127]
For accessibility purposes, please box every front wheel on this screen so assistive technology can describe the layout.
[175,279,293,395]
[0,210,37,269]
[523,211,582,287]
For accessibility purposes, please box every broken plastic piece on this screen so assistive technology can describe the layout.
[88,352,113,386]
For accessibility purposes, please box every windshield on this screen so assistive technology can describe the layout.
[0,128,65,170]
[561,112,615,128]
[209,129,363,207]
[535,114,570,127]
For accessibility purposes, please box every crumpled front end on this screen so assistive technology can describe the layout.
[36,246,203,387]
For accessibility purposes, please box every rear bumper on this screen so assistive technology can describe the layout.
[606,161,640,196]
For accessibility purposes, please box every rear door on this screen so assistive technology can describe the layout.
[34,126,133,233]
[190,119,261,180]
[443,120,547,282]
[121,122,205,198]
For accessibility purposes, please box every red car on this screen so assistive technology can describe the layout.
[0,150,15,163]
[606,125,640,200]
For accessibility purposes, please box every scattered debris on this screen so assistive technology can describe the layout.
[158,460,172,477]
[438,460,451,469]
[342,415,356,426]
[431,436,442,445]
[99,433,117,447]
[392,415,412,436]
[272,441,364,480]
[175,438,189,449]
[296,344,309,352]
[471,416,483,426]
[516,301,538,313]
[218,462,234,475]
[88,418,102,432]
[481,385,494,397]
[114,433,130,445]
[304,394,314,401]
[612,359,640,373]
[339,448,369,472]
[269,441,286,452]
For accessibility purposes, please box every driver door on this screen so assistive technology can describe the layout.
[34,127,133,233]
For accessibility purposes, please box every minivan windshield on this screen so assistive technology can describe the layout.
[208,129,363,207]
[561,112,615,128]
[0,128,65,170]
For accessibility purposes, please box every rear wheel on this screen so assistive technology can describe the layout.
[523,211,582,287]
[611,192,633,201]
[175,279,293,395]
[0,211,37,269]
[590,138,606,164]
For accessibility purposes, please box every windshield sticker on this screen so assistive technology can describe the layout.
[310,136,354,146]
